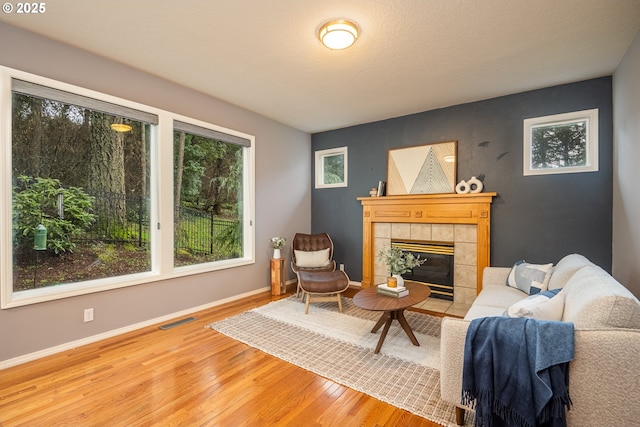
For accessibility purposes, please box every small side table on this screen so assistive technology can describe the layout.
[270,258,286,295]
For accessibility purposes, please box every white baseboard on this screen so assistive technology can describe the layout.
[0,287,269,371]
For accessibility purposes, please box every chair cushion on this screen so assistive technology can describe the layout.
[295,248,331,268]
[298,270,349,293]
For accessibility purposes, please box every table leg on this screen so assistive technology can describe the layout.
[371,312,389,333]
[374,316,393,354]
[396,309,420,346]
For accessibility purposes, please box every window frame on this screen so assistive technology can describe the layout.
[314,146,348,189]
[523,109,599,176]
[171,115,255,272]
[0,66,255,308]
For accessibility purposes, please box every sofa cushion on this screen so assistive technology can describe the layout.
[506,289,565,320]
[464,285,526,320]
[465,305,510,320]
[548,253,593,290]
[562,265,640,328]
[506,260,553,294]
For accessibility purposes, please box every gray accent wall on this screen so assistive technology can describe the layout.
[312,77,613,281]
[0,23,311,363]
[613,31,640,298]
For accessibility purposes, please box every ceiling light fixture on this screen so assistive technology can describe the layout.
[319,19,359,50]
[110,123,132,133]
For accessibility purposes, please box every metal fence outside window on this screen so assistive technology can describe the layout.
[174,205,240,255]
[72,191,238,255]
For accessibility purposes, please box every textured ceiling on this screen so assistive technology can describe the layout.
[2,0,639,133]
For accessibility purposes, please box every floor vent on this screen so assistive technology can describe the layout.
[159,317,196,330]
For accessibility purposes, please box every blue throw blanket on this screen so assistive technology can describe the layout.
[462,317,574,427]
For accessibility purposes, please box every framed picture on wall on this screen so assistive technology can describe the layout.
[523,109,599,176]
[386,141,457,195]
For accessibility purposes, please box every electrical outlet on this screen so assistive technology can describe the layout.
[84,308,94,322]
[339,263,345,271]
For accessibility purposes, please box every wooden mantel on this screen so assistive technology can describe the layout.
[358,192,497,293]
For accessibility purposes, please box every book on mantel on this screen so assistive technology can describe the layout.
[377,283,409,298]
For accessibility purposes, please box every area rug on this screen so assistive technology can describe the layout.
[208,297,474,426]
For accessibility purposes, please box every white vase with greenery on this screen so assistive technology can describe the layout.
[271,237,286,259]
[378,246,425,287]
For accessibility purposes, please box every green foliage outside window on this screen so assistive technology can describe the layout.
[323,153,345,184]
[13,176,96,254]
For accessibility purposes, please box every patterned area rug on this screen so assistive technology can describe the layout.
[208,296,474,426]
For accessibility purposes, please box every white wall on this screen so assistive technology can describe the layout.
[0,22,311,364]
[613,30,640,297]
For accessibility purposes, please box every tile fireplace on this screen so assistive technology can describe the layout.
[358,193,497,307]
[390,240,455,300]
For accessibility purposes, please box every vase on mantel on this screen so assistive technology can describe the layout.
[273,248,281,259]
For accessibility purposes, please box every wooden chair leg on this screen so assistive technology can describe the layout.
[337,294,343,313]
[304,294,311,314]
[455,406,465,425]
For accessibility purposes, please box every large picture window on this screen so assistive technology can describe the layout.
[1,67,255,308]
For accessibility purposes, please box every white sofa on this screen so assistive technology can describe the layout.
[440,254,640,426]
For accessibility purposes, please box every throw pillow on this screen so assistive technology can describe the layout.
[294,248,331,268]
[506,260,553,294]
[506,289,565,321]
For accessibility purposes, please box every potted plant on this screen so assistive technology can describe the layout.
[270,236,286,259]
[378,246,425,287]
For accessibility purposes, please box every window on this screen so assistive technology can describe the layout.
[173,121,248,268]
[315,146,347,188]
[1,67,254,308]
[523,109,598,176]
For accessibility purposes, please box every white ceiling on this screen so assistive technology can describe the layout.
[2,0,639,133]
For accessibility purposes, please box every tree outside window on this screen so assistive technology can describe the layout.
[524,109,598,176]
[173,124,244,267]
[11,90,152,292]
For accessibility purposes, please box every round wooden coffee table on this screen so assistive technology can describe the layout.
[353,281,431,354]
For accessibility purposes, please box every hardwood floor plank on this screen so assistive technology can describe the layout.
[0,290,444,426]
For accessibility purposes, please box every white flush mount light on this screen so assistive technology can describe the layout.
[319,19,359,50]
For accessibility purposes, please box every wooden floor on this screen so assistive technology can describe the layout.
[0,288,444,427]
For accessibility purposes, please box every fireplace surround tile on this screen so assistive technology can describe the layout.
[374,222,391,238]
[454,242,477,266]
[391,223,411,240]
[455,286,478,305]
[410,223,432,241]
[432,224,454,241]
[454,224,477,243]
[454,264,476,289]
